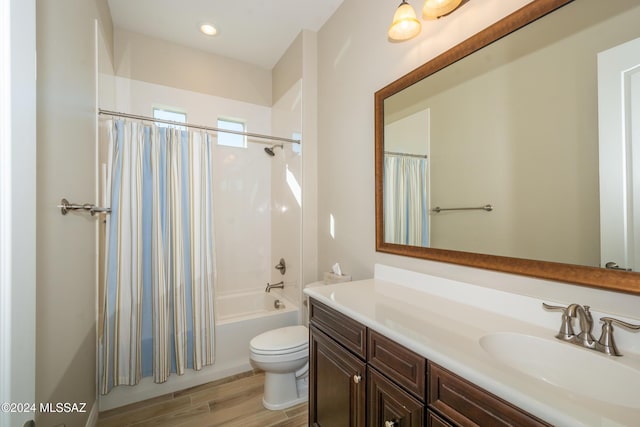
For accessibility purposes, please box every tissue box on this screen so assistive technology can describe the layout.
[323,272,352,284]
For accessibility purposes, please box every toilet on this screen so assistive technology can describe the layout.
[249,324,309,410]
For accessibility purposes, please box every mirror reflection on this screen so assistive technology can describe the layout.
[381,0,640,269]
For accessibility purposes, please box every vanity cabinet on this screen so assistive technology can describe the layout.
[309,298,426,427]
[309,298,550,427]
[309,298,367,426]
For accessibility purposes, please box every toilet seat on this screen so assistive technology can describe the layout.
[250,343,308,356]
[250,325,308,355]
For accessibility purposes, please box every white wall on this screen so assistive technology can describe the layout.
[0,1,36,427]
[271,80,303,305]
[271,30,319,293]
[316,0,640,317]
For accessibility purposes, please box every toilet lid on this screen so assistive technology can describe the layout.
[250,325,308,353]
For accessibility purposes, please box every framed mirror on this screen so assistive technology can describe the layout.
[375,0,640,294]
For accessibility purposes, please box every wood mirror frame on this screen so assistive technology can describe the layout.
[374,0,640,295]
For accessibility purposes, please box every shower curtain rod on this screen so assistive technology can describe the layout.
[99,109,301,145]
[384,151,428,159]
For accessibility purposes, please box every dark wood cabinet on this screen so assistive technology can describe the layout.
[310,325,366,427]
[427,411,454,427]
[309,298,550,427]
[368,330,426,401]
[368,365,424,427]
[309,299,368,427]
[309,298,426,427]
[309,298,367,358]
[428,362,551,427]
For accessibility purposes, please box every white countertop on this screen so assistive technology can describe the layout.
[304,276,640,427]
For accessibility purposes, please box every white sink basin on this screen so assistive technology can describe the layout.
[479,332,640,408]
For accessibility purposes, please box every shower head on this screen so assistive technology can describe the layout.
[264,144,283,157]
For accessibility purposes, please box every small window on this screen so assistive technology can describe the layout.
[153,108,187,130]
[292,132,302,155]
[217,118,246,148]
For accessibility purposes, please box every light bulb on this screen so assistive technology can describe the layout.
[388,1,422,41]
[422,0,462,20]
[200,23,218,36]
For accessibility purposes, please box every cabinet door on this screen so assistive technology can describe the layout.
[310,325,366,427]
[368,366,424,427]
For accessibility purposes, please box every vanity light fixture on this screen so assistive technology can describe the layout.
[422,0,462,20]
[199,23,218,36]
[388,1,422,41]
[388,0,463,41]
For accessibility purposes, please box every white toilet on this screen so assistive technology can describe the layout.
[249,324,309,410]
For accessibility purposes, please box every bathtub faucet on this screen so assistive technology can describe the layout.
[265,281,284,293]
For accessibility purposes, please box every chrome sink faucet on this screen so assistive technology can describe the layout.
[543,303,595,347]
[543,302,640,356]
[265,281,284,293]
[566,303,596,348]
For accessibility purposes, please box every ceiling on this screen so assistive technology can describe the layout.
[107,0,344,70]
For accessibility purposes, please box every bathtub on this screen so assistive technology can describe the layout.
[99,290,300,411]
[217,290,297,323]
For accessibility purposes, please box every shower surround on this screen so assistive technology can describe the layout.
[97,76,302,409]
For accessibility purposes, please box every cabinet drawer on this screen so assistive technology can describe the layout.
[368,330,426,401]
[427,411,454,427]
[368,366,424,427]
[428,363,551,427]
[309,298,367,359]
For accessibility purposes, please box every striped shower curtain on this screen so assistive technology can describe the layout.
[100,119,216,395]
[384,155,429,247]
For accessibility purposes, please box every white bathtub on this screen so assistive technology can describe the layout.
[99,290,300,411]
[217,290,297,323]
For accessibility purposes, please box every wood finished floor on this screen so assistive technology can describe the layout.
[97,371,308,427]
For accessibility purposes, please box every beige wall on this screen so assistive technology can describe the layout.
[113,28,272,107]
[315,0,640,314]
[300,30,319,286]
[272,33,303,105]
[316,0,532,278]
[36,0,111,425]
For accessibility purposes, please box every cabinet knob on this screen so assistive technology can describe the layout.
[385,421,398,427]
[353,374,362,384]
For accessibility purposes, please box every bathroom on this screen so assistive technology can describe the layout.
[3,0,640,427]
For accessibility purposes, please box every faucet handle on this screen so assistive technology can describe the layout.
[542,303,575,340]
[542,302,567,311]
[596,317,640,356]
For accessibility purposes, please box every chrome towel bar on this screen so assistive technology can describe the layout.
[431,204,493,213]
[58,198,111,216]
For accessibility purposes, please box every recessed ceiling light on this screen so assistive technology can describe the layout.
[200,23,218,36]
